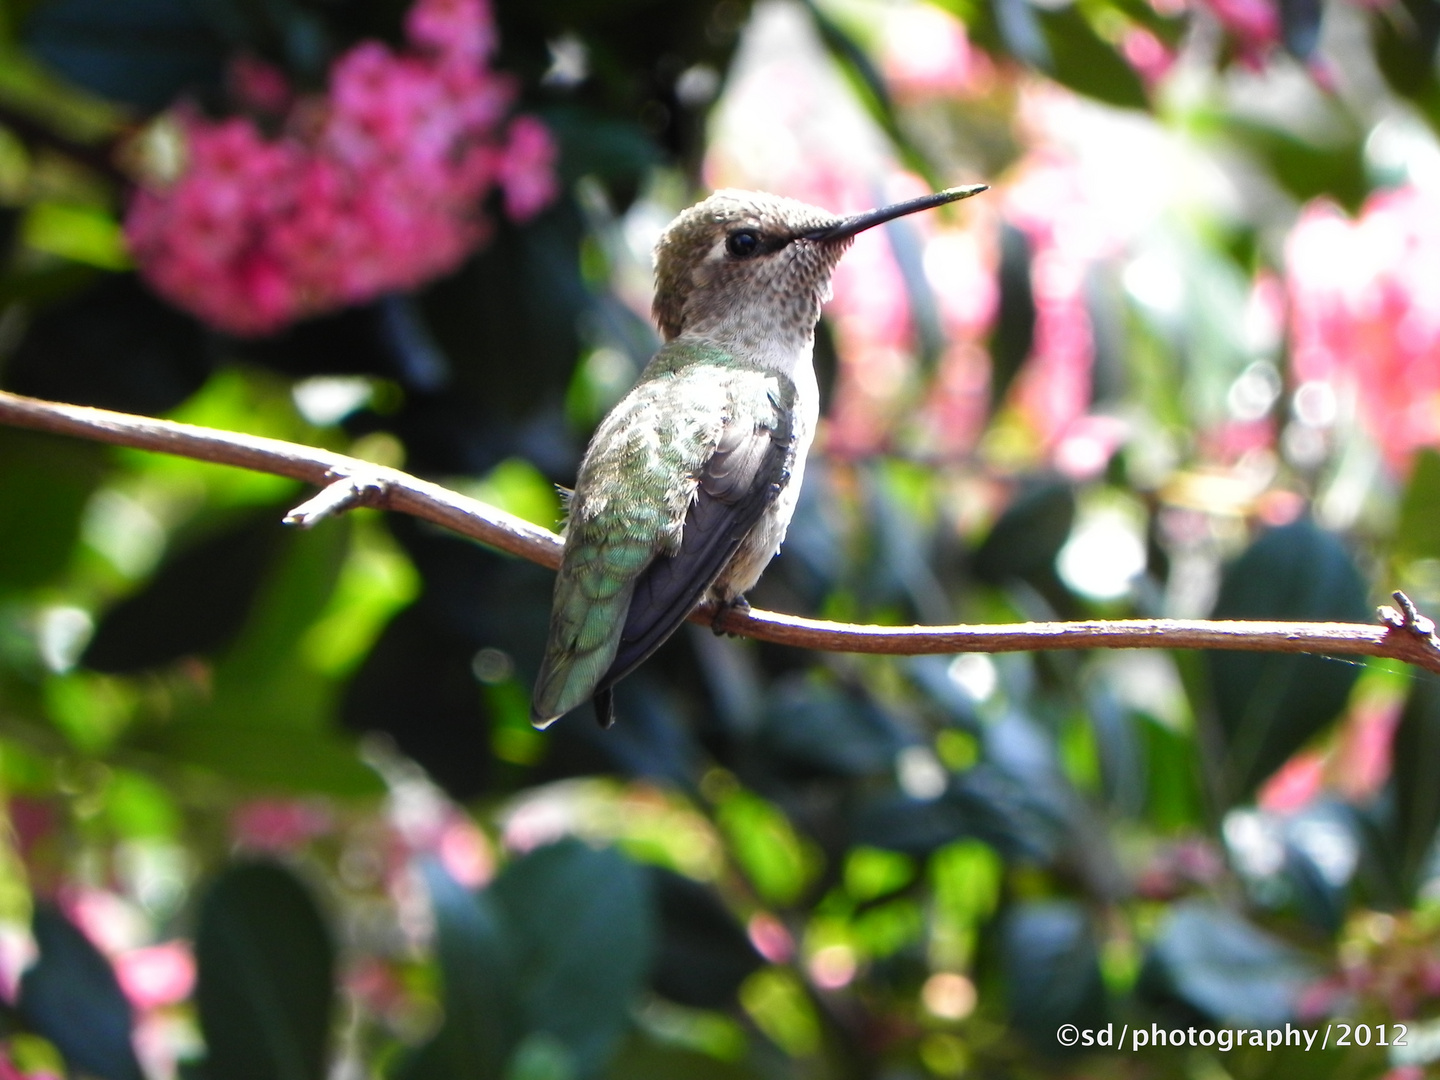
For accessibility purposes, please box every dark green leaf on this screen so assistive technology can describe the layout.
[756,679,908,780]
[401,859,521,1080]
[1227,121,1368,213]
[1040,5,1147,109]
[0,428,104,595]
[602,1033,752,1080]
[990,223,1036,410]
[82,507,288,673]
[972,478,1075,592]
[648,867,762,1010]
[1205,518,1370,804]
[1390,674,1440,898]
[491,840,655,1077]
[991,0,1052,70]
[1140,901,1314,1025]
[1279,0,1324,59]
[6,275,212,415]
[23,0,229,110]
[1370,0,1440,107]
[194,861,335,1080]
[18,905,141,1080]
[1001,900,1106,1051]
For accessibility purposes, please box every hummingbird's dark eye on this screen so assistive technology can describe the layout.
[725,229,762,258]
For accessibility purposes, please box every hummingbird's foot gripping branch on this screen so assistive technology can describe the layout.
[710,595,752,636]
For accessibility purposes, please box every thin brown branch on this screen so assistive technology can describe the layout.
[3,387,1439,675]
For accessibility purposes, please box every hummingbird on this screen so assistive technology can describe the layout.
[531,183,987,729]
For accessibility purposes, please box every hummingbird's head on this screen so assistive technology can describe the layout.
[651,185,987,346]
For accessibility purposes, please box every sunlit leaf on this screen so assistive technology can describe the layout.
[1394,449,1440,564]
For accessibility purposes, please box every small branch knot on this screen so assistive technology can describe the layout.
[284,469,391,528]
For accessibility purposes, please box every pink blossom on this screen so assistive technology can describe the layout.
[227,54,292,116]
[125,0,559,336]
[0,1052,59,1080]
[1200,0,1280,66]
[232,799,333,852]
[499,116,561,221]
[1121,27,1176,89]
[747,912,794,963]
[1286,187,1440,473]
[406,0,496,63]
[880,5,991,100]
[1257,749,1325,813]
[114,942,196,1010]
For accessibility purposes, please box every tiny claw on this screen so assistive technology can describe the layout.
[711,595,751,636]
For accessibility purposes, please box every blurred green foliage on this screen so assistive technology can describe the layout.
[2,0,1440,1077]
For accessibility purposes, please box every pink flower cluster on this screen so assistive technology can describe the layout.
[1286,185,1440,473]
[125,0,559,336]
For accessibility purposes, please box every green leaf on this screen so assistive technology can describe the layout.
[132,515,379,794]
[1227,121,1368,213]
[1370,0,1440,110]
[1279,0,1323,60]
[602,1033,752,1080]
[0,427,103,595]
[22,0,229,111]
[1395,448,1440,563]
[401,859,521,1080]
[1140,900,1315,1025]
[972,478,1076,591]
[18,905,141,1080]
[194,861,336,1080]
[1205,518,1370,804]
[491,840,656,1078]
[1390,674,1440,899]
[1001,900,1106,1050]
[1038,5,1148,110]
[82,506,288,673]
[648,867,762,1010]
[990,224,1036,410]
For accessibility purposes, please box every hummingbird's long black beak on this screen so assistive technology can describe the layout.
[800,184,988,243]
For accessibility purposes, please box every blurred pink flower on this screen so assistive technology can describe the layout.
[1200,0,1280,65]
[0,1052,59,1080]
[61,886,148,956]
[1003,153,1104,457]
[125,0,559,336]
[227,54,292,116]
[114,942,196,1010]
[747,912,794,963]
[1257,749,1324,813]
[1334,694,1402,801]
[232,798,333,852]
[498,116,561,221]
[1121,26,1176,88]
[880,5,991,100]
[1286,186,1440,473]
